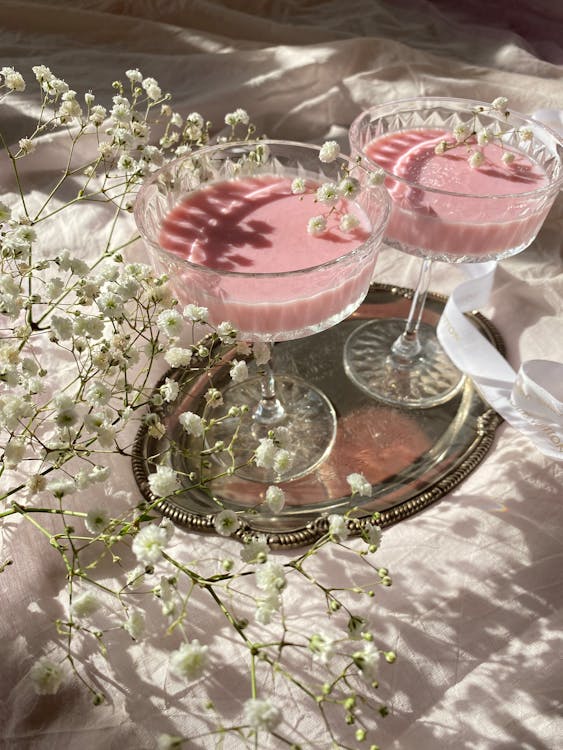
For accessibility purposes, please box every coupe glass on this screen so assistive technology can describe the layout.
[344,97,563,408]
[134,139,390,482]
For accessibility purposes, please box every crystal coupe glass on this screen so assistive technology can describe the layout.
[344,97,563,408]
[134,140,390,482]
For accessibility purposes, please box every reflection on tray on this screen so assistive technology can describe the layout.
[132,283,504,547]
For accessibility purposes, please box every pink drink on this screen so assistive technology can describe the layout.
[158,175,376,340]
[365,128,550,260]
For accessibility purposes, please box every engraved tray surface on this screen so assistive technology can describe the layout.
[132,283,504,548]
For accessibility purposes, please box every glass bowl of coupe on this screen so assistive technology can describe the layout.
[134,139,390,482]
[344,97,563,408]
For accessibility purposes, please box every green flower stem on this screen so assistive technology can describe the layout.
[162,551,253,646]
[33,126,86,221]
[0,504,87,521]
[0,131,29,215]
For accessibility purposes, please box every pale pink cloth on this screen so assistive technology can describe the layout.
[1,2,562,749]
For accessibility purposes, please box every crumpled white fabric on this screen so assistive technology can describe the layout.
[1,2,562,749]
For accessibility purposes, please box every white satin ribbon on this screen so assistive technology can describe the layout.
[436,262,563,461]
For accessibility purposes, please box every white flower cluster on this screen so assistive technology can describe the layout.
[434,96,536,170]
[254,435,293,476]
[2,66,394,749]
[296,142,365,237]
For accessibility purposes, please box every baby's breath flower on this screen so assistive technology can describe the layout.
[240,535,269,564]
[273,448,293,475]
[520,127,533,142]
[491,96,509,112]
[126,69,143,83]
[3,438,26,468]
[352,640,379,682]
[123,609,145,640]
[147,465,181,498]
[316,182,339,205]
[54,393,79,427]
[96,290,124,319]
[365,523,382,549]
[468,150,485,169]
[157,575,179,617]
[164,346,192,368]
[255,560,286,594]
[157,309,183,338]
[44,76,69,97]
[132,523,171,564]
[255,591,281,625]
[328,513,349,542]
[453,124,470,142]
[338,176,360,198]
[169,640,209,681]
[217,321,237,341]
[89,104,107,126]
[184,112,205,139]
[339,213,361,232]
[434,140,448,155]
[477,128,492,146]
[291,177,307,194]
[229,359,248,383]
[214,509,240,537]
[17,138,36,155]
[347,472,371,497]
[71,592,101,619]
[85,506,111,535]
[368,167,386,185]
[89,465,110,484]
[25,474,47,497]
[85,380,112,406]
[309,632,335,665]
[502,151,516,165]
[160,377,179,403]
[251,143,270,164]
[307,215,327,236]
[319,140,340,163]
[265,485,285,514]
[225,108,250,127]
[142,76,162,101]
[243,698,282,731]
[183,303,208,323]
[29,656,64,695]
[254,437,276,469]
[32,65,52,84]
[178,411,204,438]
[1,66,25,92]
[117,154,137,172]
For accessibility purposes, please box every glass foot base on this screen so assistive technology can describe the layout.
[205,374,337,483]
[343,318,465,409]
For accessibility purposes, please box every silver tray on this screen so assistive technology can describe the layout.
[132,283,504,548]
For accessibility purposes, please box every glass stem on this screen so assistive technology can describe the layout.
[253,343,286,426]
[390,257,433,368]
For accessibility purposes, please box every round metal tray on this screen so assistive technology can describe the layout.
[132,283,504,548]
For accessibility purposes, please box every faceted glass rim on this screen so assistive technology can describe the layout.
[349,96,563,200]
[134,138,391,280]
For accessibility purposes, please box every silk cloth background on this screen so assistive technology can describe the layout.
[1,1,562,748]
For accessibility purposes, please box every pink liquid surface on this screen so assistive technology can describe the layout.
[158,175,376,340]
[365,128,550,260]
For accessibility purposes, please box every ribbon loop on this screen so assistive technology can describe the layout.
[436,263,563,461]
